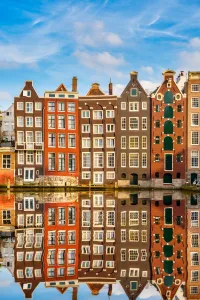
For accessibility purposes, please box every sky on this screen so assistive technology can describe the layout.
[0,0,200,110]
[0,267,162,300]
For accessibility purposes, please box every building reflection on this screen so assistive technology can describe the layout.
[0,190,196,299]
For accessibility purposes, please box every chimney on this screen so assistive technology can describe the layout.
[181,71,184,76]
[130,71,138,81]
[108,284,112,296]
[72,76,78,92]
[72,287,78,300]
[162,69,176,80]
[109,79,113,95]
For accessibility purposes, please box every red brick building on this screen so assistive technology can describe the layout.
[43,193,79,292]
[151,70,187,188]
[44,79,79,186]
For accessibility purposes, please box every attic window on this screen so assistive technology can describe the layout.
[23,90,31,97]
[167,82,172,88]
[68,95,75,98]
[130,281,138,290]
[59,94,65,98]
[157,93,162,100]
[175,93,181,100]
[131,88,138,97]
[49,94,55,97]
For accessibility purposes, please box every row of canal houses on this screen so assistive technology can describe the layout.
[1,70,200,188]
[1,191,200,299]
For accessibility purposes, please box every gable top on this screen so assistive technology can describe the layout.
[87,283,104,295]
[18,80,39,98]
[120,71,147,97]
[162,70,176,76]
[56,83,68,92]
[86,83,105,96]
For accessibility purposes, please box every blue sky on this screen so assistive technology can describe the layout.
[0,268,161,300]
[0,0,200,110]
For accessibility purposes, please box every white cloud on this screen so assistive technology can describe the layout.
[0,91,13,102]
[140,80,159,93]
[148,15,160,26]
[113,84,125,95]
[112,283,126,296]
[189,37,200,48]
[141,66,154,74]
[138,284,161,299]
[74,50,125,70]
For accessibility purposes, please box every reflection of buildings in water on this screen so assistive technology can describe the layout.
[116,191,151,300]
[78,192,117,296]
[14,195,44,298]
[186,194,200,299]
[150,191,187,300]
[43,193,79,298]
[0,193,15,274]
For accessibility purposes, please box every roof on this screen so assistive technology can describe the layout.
[86,83,105,96]
[55,83,68,92]
[162,69,176,75]
[87,283,104,295]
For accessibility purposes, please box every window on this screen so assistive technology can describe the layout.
[17,102,24,110]
[68,154,76,171]
[26,102,33,113]
[121,229,126,242]
[58,134,65,147]
[94,138,103,148]
[68,102,75,112]
[82,211,91,227]
[164,106,173,118]
[93,245,103,255]
[155,105,160,112]
[36,151,42,164]
[155,136,160,144]
[142,102,147,110]
[164,91,173,103]
[94,152,103,168]
[35,102,42,110]
[190,286,199,295]
[129,153,139,167]
[81,110,90,118]
[18,151,24,164]
[121,136,126,149]
[177,120,182,128]
[129,136,139,149]
[48,115,55,128]
[129,102,139,111]
[82,138,91,148]
[82,153,91,168]
[25,267,33,278]
[68,249,75,265]
[26,152,34,164]
[129,268,139,277]
[191,212,199,228]
[58,153,65,171]
[191,151,199,168]
[93,260,103,268]
[93,110,103,119]
[191,253,199,266]
[176,154,182,162]
[58,115,65,129]
[107,152,115,168]
[121,153,126,167]
[177,136,182,144]
[191,234,199,247]
[68,115,75,129]
[35,117,42,127]
[192,97,199,107]
[94,194,103,207]
[106,124,115,132]
[192,84,200,92]
[106,110,114,118]
[68,207,75,225]
[142,136,147,149]
[155,154,160,162]
[81,261,90,268]
[130,117,139,130]
[142,117,147,130]
[93,231,103,241]
[142,153,147,168]
[68,134,76,147]
[129,211,139,225]
[177,105,182,112]
[121,212,126,226]
[121,117,126,130]
[107,246,115,255]
[192,114,199,126]
[155,120,160,128]
[121,102,126,110]
[48,153,56,170]
[142,211,147,225]
[68,231,76,244]
[35,131,42,145]
[26,117,33,127]
[106,172,115,179]
[93,124,103,134]
[106,230,115,241]
[106,138,115,148]
[82,246,90,254]
[141,230,147,242]
[107,211,115,226]
[131,88,137,96]
[191,271,199,282]
[129,249,139,261]
[48,102,55,112]
[192,132,199,145]
[82,199,91,207]
[2,155,11,169]
[17,116,24,127]
[48,133,56,147]
[2,210,11,224]
[129,230,139,242]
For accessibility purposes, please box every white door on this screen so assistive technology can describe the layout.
[24,168,35,181]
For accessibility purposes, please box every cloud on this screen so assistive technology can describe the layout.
[140,80,159,94]
[189,37,200,48]
[0,91,13,102]
[179,37,200,70]
[0,279,12,287]
[141,66,154,74]
[148,15,160,26]
[113,84,125,95]
[74,50,125,70]
[138,284,162,300]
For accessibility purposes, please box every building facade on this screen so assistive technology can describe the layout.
[151,70,187,188]
[79,82,117,185]
[14,81,44,183]
[1,104,14,142]
[0,146,15,185]
[187,72,200,184]
[44,79,79,186]
[116,191,151,299]
[150,191,187,299]
[117,72,151,187]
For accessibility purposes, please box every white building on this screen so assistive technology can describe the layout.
[1,104,14,141]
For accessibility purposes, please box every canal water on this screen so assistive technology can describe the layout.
[0,190,197,300]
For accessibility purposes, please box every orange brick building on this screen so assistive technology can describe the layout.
[151,70,187,188]
[0,192,15,230]
[0,147,15,185]
[44,79,79,185]
[151,192,187,299]
[43,193,79,291]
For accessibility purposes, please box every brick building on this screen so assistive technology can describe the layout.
[186,72,200,184]
[44,79,79,186]
[0,146,15,185]
[117,72,151,187]
[14,81,44,183]
[79,82,117,185]
[151,70,187,188]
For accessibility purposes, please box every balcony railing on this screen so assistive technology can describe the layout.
[15,142,44,150]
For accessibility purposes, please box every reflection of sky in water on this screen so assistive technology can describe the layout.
[0,268,161,300]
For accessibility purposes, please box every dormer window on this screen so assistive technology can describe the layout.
[131,88,138,97]
[23,90,31,97]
